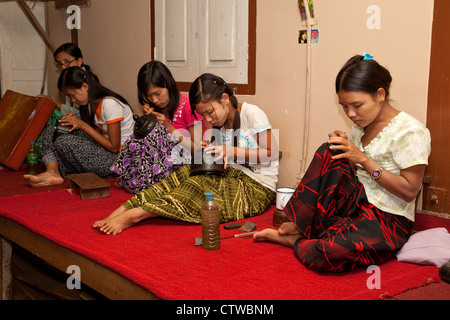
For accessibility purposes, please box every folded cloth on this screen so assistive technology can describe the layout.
[397,227,450,268]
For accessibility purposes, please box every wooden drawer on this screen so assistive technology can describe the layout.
[0,90,56,170]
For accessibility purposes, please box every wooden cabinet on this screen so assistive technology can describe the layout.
[0,90,56,170]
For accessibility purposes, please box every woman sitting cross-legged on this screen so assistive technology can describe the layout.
[93,73,279,235]
[24,66,134,187]
[254,54,431,273]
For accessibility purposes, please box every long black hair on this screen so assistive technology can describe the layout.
[58,66,130,128]
[335,55,392,99]
[54,42,99,82]
[137,61,180,120]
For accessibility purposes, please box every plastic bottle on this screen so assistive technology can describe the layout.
[201,192,220,251]
[26,141,39,174]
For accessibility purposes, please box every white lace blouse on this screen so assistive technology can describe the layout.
[350,112,431,221]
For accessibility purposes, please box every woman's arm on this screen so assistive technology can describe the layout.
[59,115,122,153]
[327,135,425,202]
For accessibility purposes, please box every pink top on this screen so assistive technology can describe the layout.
[166,93,204,135]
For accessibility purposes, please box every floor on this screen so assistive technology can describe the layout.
[11,243,450,301]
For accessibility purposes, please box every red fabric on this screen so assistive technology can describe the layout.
[0,183,441,300]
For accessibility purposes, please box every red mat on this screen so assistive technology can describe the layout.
[0,167,71,197]
[0,185,441,300]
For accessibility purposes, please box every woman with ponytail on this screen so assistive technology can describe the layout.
[24,66,134,187]
[93,73,279,235]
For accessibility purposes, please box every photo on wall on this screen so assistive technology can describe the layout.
[298,29,319,44]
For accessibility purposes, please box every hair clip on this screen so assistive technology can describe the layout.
[223,82,227,86]
[363,51,374,60]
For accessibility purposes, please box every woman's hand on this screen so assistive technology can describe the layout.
[327,135,368,166]
[204,144,232,169]
[149,110,170,128]
[328,130,348,140]
[142,103,153,115]
[59,112,87,132]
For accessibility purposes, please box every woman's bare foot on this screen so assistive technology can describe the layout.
[93,206,127,229]
[278,222,302,235]
[254,222,304,248]
[95,207,158,235]
[24,171,64,188]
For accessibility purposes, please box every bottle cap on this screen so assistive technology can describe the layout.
[205,192,214,199]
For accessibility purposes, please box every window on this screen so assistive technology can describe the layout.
[151,0,256,94]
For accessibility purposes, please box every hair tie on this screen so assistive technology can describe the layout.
[223,82,227,86]
[363,51,374,61]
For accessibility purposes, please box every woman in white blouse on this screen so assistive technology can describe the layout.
[24,67,133,188]
[254,53,431,273]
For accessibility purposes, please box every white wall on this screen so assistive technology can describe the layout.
[0,1,47,97]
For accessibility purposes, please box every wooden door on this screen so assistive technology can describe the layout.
[422,0,450,216]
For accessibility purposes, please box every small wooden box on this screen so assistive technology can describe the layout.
[68,173,110,200]
[0,90,56,170]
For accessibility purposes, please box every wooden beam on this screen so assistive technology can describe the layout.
[0,238,13,300]
[71,28,79,46]
[15,0,56,52]
[55,0,91,10]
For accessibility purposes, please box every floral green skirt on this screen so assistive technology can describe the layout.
[36,108,61,157]
[123,164,275,224]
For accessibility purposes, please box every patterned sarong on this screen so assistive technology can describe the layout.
[123,164,275,224]
[110,122,187,194]
[284,143,413,273]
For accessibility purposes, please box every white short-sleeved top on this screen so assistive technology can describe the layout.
[94,97,134,147]
[350,111,431,221]
[221,102,279,191]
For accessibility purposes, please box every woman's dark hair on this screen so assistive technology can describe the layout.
[57,66,130,128]
[53,42,99,82]
[188,73,238,115]
[335,55,392,99]
[137,61,180,120]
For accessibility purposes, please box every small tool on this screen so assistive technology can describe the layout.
[239,221,257,232]
[224,223,241,230]
[194,231,258,246]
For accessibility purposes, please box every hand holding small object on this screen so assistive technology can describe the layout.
[204,144,229,169]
